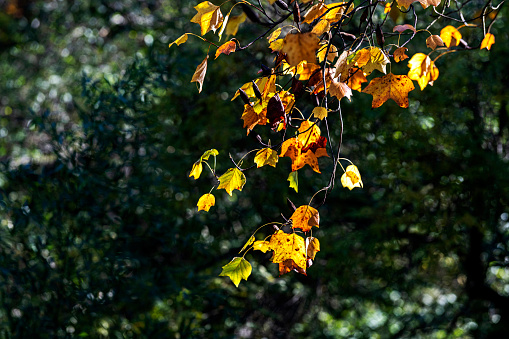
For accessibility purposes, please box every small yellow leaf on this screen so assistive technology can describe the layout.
[288,171,298,193]
[290,205,320,232]
[480,33,495,50]
[312,107,328,120]
[219,257,252,287]
[168,33,188,48]
[341,164,363,190]
[269,39,284,52]
[200,149,219,161]
[254,148,278,168]
[440,26,462,48]
[306,237,320,260]
[226,12,247,36]
[407,53,439,90]
[191,1,224,36]
[253,240,270,253]
[426,35,445,50]
[189,161,203,179]
[240,235,255,253]
[268,230,307,275]
[267,27,282,43]
[191,55,208,93]
[197,193,215,212]
[218,168,246,196]
[362,47,390,75]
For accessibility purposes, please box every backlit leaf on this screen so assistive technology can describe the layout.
[407,53,439,90]
[253,240,270,253]
[240,235,255,253]
[267,27,282,43]
[218,168,246,196]
[197,193,215,212]
[254,148,278,168]
[362,73,415,108]
[168,34,188,48]
[281,32,320,67]
[394,47,409,63]
[290,205,320,232]
[312,19,330,35]
[397,0,441,9]
[341,164,363,190]
[191,55,208,93]
[200,149,219,161]
[215,40,236,59]
[268,231,307,275]
[426,35,444,50]
[189,161,203,179]
[312,107,328,120]
[303,3,327,24]
[219,257,252,287]
[440,26,462,48]
[306,237,320,260]
[361,47,390,75]
[225,12,246,36]
[288,171,298,192]
[481,33,495,50]
[191,1,224,36]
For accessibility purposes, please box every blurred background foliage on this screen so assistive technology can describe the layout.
[0,0,508,338]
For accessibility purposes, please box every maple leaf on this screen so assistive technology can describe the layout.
[397,0,441,9]
[168,34,188,48]
[189,161,203,179]
[291,205,320,232]
[191,1,224,36]
[312,107,328,120]
[268,230,307,276]
[219,257,252,287]
[341,165,363,190]
[362,73,415,108]
[225,12,246,36]
[191,55,208,93]
[361,47,390,75]
[218,168,246,196]
[481,33,495,50]
[288,171,298,193]
[312,68,352,101]
[197,193,215,212]
[440,26,462,48]
[306,237,320,260]
[407,53,439,90]
[215,40,236,59]
[394,47,409,63]
[253,240,270,253]
[281,32,320,67]
[426,35,445,50]
[254,148,278,168]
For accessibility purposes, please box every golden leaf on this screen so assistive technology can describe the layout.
[312,19,330,35]
[267,27,282,43]
[191,1,224,36]
[341,164,363,190]
[317,44,338,63]
[219,257,252,287]
[481,33,495,50]
[168,33,188,48]
[303,3,327,24]
[189,161,203,179]
[218,168,246,196]
[240,236,255,253]
[253,240,270,253]
[306,237,320,260]
[281,32,320,67]
[362,73,415,108]
[344,67,367,91]
[394,47,409,63]
[322,2,353,23]
[291,205,320,232]
[215,40,236,59]
[268,230,307,275]
[295,61,320,81]
[407,53,439,90]
[191,55,208,93]
[361,47,390,75]
[426,35,445,50]
[397,0,441,9]
[254,148,278,168]
[440,26,462,48]
[225,12,246,36]
[312,107,328,120]
[197,193,215,212]
[200,149,219,161]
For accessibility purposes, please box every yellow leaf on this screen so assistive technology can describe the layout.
[317,44,338,64]
[281,32,320,67]
[253,240,270,253]
[290,205,320,232]
[191,55,208,93]
[215,40,236,59]
[288,171,298,193]
[384,2,392,14]
[168,33,188,48]
[218,168,246,196]
[226,12,247,36]
[312,19,330,35]
[481,33,495,50]
[295,61,320,81]
[303,3,327,24]
[197,193,215,212]
[361,47,390,75]
[426,35,445,50]
[268,231,307,275]
[362,73,415,108]
[269,39,284,52]
[200,149,219,161]
[219,257,252,287]
[341,164,363,190]
[267,27,282,43]
[440,26,462,48]
[254,148,278,168]
[189,161,203,179]
[312,107,328,120]
[322,2,353,23]
[240,236,255,253]
[306,237,320,260]
[407,53,439,90]
[298,120,321,147]
[393,47,409,63]
[191,1,224,36]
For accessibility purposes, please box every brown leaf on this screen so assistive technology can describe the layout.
[362,73,415,108]
[191,55,208,93]
[393,24,416,33]
[215,40,236,59]
[394,47,409,63]
[426,35,445,50]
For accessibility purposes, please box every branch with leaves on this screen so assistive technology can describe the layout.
[171,0,502,287]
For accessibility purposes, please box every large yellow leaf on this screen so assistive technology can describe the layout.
[197,193,215,212]
[407,53,439,90]
[341,165,363,190]
[218,168,246,196]
[268,230,307,275]
[362,73,415,108]
[290,205,320,232]
[191,56,208,93]
[361,47,390,75]
[426,35,445,50]
[481,33,495,50]
[440,26,462,48]
[191,1,224,36]
[254,148,278,168]
[281,32,320,67]
[219,257,252,287]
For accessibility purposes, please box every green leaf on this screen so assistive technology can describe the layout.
[219,257,252,287]
[200,149,219,161]
[288,171,298,193]
[218,167,246,196]
[239,235,255,253]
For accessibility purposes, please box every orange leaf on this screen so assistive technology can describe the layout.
[306,237,320,260]
[215,40,236,59]
[197,193,215,212]
[344,67,367,92]
[407,53,439,90]
[268,231,307,275]
[426,35,445,50]
[480,33,495,50]
[440,26,462,48]
[290,205,320,232]
[241,104,266,135]
[190,1,224,36]
[311,19,330,35]
[281,32,320,67]
[362,73,415,108]
[303,3,327,24]
[191,55,208,93]
[394,47,409,63]
[295,61,320,81]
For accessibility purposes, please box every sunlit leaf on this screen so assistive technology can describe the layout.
[312,19,330,35]
[240,235,255,253]
[191,55,208,93]
[268,230,307,275]
[341,164,363,190]
[481,33,495,50]
[362,73,415,108]
[253,240,270,253]
[440,26,462,48]
[312,107,328,120]
[407,53,439,90]
[225,12,246,36]
[215,40,236,59]
[361,47,390,75]
[303,3,327,24]
[394,47,409,63]
[426,35,445,50]
[189,161,203,179]
[197,193,215,212]
[267,27,282,43]
[200,149,219,161]
[288,171,298,193]
[254,148,278,168]
[218,168,246,196]
[306,237,320,260]
[397,0,441,9]
[168,34,188,48]
[281,32,320,67]
[290,205,320,232]
[191,1,224,36]
[219,257,252,287]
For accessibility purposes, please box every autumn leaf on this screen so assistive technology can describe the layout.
[397,0,441,9]
[394,47,409,63]
[241,104,265,135]
[197,193,215,212]
[393,24,416,33]
[218,168,246,196]
[440,26,462,48]
[168,33,188,48]
[191,55,208,93]
[267,27,282,43]
[322,2,354,23]
[288,171,298,193]
[268,230,307,275]
[312,107,328,120]
[225,12,246,36]
[239,235,255,253]
[343,67,367,92]
[253,240,270,253]
[312,19,330,35]
[341,164,363,190]
[317,44,338,63]
[306,237,320,260]
[215,40,236,59]
[481,33,495,50]
[407,53,439,90]
[362,73,415,108]
[361,47,390,75]
[191,1,224,36]
[290,205,320,232]
[200,149,219,161]
[189,161,203,179]
[281,32,320,67]
[219,257,252,287]
[303,3,327,24]
[254,148,278,168]
[295,61,320,81]
[426,35,445,50]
